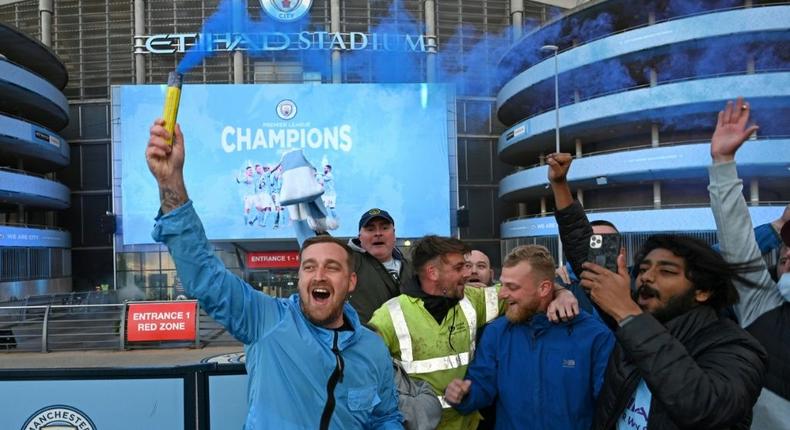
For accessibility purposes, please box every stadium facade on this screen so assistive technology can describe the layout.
[0,19,71,299]
[1,0,543,299]
[0,0,787,300]
[497,0,790,261]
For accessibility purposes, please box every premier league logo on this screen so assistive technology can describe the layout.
[276,99,297,120]
[260,0,313,22]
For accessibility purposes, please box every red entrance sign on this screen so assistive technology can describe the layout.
[247,251,300,269]
[127,302,197,342]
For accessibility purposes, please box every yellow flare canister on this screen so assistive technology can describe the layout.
[162,71,183,145]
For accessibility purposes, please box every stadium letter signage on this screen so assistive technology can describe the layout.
[247,251,300,269]
[139,31,426,54]
[127,302,197,342]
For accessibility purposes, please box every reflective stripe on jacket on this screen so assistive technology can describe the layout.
[370,285,501,430]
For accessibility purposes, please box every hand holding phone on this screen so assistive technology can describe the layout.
[587,233,621,273]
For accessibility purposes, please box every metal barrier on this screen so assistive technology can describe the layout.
[0,362,248,430]
[0,300,240,353]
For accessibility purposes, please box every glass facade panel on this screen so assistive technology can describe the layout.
[81,194,112,247]
[80,104,110,139]
[81,144,111,190]
[463,138,494,183]
[160,251,175,271]
[115,270,140,290]
[117,252,142,271]
[142,251,161,271]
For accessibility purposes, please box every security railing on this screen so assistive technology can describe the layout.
[505,2,790,82]
[0,247,71,282]
[0,300,240,353]
[0,221,67,231]
[508,68,790,125]
[501,230,723,267]
[503,200,790,223]
[0,165,48,178]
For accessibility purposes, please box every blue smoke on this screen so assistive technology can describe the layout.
[175,0,787,135]
[341,0,426,84]
[176,0,518,88]
[656,0,742,20]
[177,0,244,74]
[175,0,549,101]
[174,0,516,124]
[177,0,316,74]
[497,3,786,134]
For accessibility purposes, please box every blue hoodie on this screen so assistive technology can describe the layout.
[152,201,402,429]
[454,311,614,430]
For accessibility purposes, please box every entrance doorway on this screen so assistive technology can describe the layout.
[247,269,298,298]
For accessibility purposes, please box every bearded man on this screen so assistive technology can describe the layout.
[443,245,614,430]
[146,118,402,429]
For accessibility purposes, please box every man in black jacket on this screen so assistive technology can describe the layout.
[580,234,767,429]
[346,208,413,323]
[547,153,621,329]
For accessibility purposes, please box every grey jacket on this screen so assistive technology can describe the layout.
[708,160,789,429]
[393,360,442,430]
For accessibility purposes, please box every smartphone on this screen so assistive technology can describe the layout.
[587,233,621,273]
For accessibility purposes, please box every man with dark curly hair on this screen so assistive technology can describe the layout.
[581,231,767,429]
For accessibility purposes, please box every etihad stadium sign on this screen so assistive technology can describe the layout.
[137,31,427,54]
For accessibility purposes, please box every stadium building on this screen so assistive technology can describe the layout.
[0,0,543,300]
[497,0,790,260]
[0,16,71,299]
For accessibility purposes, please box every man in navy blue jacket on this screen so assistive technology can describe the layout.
[444,245,614,430]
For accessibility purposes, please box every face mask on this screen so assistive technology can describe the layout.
[778,273,790,303]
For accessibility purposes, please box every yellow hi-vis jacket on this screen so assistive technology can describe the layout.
[369,285,501,430]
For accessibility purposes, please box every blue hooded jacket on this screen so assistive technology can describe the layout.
[454,311,614,430]
[152,201,402,429]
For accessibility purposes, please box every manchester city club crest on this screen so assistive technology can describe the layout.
[21,405,96,430]
[276,99,297,120]
[260,0,313,22]
[201,351,247,364]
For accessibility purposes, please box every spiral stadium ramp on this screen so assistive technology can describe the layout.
[0,22,72,300]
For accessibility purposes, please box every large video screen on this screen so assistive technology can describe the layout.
[118,83,452,245]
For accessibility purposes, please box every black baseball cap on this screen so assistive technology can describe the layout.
[781,221,790,247]
[359,208,394,230]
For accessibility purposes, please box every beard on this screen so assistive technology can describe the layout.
[505,303,538,323]
[299,297,346,327]
[634,284,698,324]
[303,305,344,327]
[440,282,465,299]
[298,280,349,328]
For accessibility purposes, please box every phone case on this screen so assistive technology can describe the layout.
[587,234,620,273]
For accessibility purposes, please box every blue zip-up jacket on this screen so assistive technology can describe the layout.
[454,311,614,430]
[152,201,403,429]
[711,221,781,256]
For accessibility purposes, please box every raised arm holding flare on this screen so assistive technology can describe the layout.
[146,119,402,429]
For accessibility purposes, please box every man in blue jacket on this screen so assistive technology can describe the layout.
[444,245,614,430]
[146,119,403,429]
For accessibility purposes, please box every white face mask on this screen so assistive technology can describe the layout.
[778,273,790,303]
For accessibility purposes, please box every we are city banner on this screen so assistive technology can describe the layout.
[117,83,452,245]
